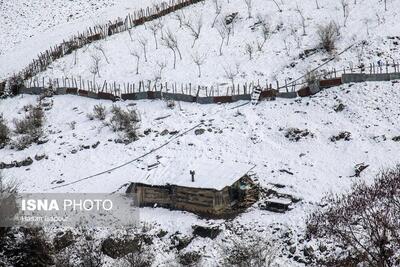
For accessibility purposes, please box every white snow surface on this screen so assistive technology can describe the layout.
[8,0,400,90]
[133,158,254,190]
[0,81,399,266]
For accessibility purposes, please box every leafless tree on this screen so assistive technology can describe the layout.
[289,25,302,48]
[155,60,167,81]
[216,20,228,55]
[161,29,182,69]
[256,19,270,51]
[94,44,110,64]
[315,0,320,9]
[148,21,161,49]
[317,21,340,52]
[138,37,148,62]
[245,43,254,60]
[223,63,240,88]
[130,50,140,74]
[271,0,282,12]
[307,165,400,267]
[173,11,186,28]
[89,54,101,83]
[183,17,203,48]
[295,5,307,36]
[212,0,222,28]
[244,0,253,18]
[192,51,207,77]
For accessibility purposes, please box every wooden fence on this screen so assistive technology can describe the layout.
[12,0,204,83]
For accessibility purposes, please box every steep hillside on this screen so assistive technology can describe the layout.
[21,0,400,90]
[1,81,399,265]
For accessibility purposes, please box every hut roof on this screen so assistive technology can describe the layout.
[132,159,254,190]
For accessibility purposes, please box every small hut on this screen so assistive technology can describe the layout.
[126,161,259,217]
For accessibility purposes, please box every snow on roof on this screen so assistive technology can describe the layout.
[131,159,254,190]
[266,198,292,206]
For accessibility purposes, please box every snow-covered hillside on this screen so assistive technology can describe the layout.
[1,81,399,265]
[16,0,400,90]
[0,0,164,78]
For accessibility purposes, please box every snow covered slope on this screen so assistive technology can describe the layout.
[18,0,400,89]
[1,81,399,265]
[0,0,165,78]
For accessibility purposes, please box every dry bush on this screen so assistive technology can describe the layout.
[317,21,340,52]
[13,105,44,135]
[307,165,400,267]
[12,105,44,149]
[222,235,278,267]
[122,251,153,267]
[109,105,140,142]
[93,104,107,120]
[0,173,18,234]
[0,114,10,147]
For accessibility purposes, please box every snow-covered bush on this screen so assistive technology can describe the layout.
[317,21,340,52]
[0,114,10,147]
[109,105,140,142]
[306,165,400,266]
[12,105,45,149]
[93,104,107,121]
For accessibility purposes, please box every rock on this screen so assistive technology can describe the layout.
[285,128,314,142]
[392,136,400,142]
[53,230,75,252]
[81,145,90,149]
[334,103,346,112]
[303,245,314,257]
[194,129,205,135]
[101,237,141,259]
[144,128,152,135]
[36,138,49,145]
[192,225,221,239]
[319,244,327,253]
[169,130,179,135]
[351,163,369,177]
[160,129,169,136]
[70,149,78,154]
[170,233,193,251]
[34,154,46,161]
[91,141,100,148]
[289,246,296,254]
[156,229,168,238]
[330,131,351,142]
[16,157,33,167]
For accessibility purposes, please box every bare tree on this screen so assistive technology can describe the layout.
[130,50,140,74]
[138,37,148,62]
[173,11,186,28]
[317,21,340,52]
[161,29,182,69]
[295,5,307,36]
[245,43,254,60]
[183,17,203,48]
[307,166,400,267]
[256,19,270,51]
[216,20,227,56]
[271,0,282,12]
[223,63,240,88]
[89,54,101,83]
[192,52,207,77]
[212,0,222,28]
[155,60,167,81]
[94,44,110,64]
[340,0,350,26]
[244,0,253,18]
[148,21,161,49]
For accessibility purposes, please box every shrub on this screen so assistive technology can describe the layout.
[12,105,44,149]
[307,165,400,266]
[222,235,278,267]
[317,21,340,52]
[178,251,201,266]
[0,114,10,147]
[14,105,44,135]
[93,104,107,120]
[109,105,140,142]
[0,173,18,235]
